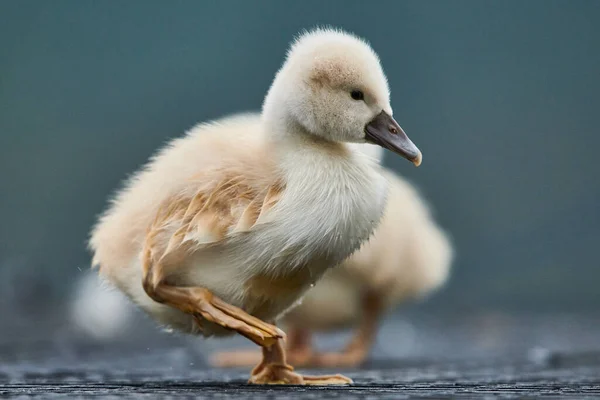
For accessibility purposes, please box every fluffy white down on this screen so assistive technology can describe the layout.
[70,271,133,339]
[346,142,384,164]
[73,157,448,338]
[87,28,401,337]
[70,143,384,340]
[282,168,453,332]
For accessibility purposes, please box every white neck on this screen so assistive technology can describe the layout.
[261,110,389,271]
[260,71,389,270]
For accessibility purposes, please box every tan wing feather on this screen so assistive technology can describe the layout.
[142,173,284,283]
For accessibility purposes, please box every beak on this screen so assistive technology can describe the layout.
[364,111,422,166]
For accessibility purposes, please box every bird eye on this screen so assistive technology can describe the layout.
[350,90,364,101]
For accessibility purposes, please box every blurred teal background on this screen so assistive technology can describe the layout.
[1,0,599,324]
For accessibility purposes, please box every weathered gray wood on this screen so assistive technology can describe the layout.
[2,314,600,398]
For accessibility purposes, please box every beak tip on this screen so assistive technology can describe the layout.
[412,151,423,167]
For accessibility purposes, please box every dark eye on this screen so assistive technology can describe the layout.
[350,90,364,101]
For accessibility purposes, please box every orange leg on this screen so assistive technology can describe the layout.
[210,326,314,368]
[311,291,382,368]
[143,281,285,347]
[209,348,263,368]
[248,338,352,385]
[142,251,348,384]
[142,243,284,347]
[285,327,314,365]
[210,292,382,369]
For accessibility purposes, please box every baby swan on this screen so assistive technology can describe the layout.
[89,28,421,385]
[212,145,452,369]
[280,165,453,368]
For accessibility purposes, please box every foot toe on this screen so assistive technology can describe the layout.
[302,374,353,385]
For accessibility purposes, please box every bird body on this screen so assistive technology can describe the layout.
[212,144,451,369]
[283,167,452,332]
[89,28,422,384]
[90,113,388,337]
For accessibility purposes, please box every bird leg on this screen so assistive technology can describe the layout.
[214,291,382,368]
[209,292,381,370]
[142,262,284,347]
[248,337,352,385]
[311,291,382,368]
[209,326,314,368]
[285,326,315,365]
[209,348,262,368]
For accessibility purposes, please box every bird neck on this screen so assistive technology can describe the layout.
[264,115,349,174]
[265,117,389,273]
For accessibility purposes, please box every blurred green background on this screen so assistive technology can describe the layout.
[0,0,598,324]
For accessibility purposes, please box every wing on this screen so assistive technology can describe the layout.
[142,172,284,281]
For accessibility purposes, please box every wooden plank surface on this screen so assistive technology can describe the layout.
[2,313,599,398]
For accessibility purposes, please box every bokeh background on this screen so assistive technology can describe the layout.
[1,0,598,351]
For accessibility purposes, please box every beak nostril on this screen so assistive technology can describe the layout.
[389,126,398,134]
